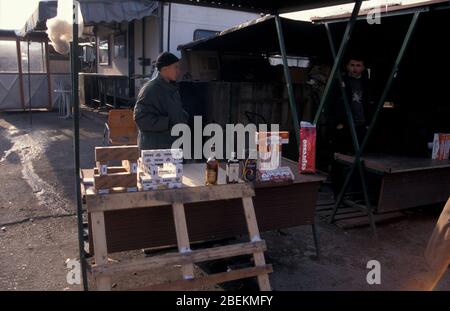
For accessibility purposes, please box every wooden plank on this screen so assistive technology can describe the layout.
[90,212,111,291]
[336,212,404,229]
[131,265,273,291]
[172,202,194,280]
[92,241,267,277]
[86,182,255,212]
[122,160,138,174]
[242,197,271,291]
[94,173,137,190]
[377,169,450,213]
[335,153,450,174]
[95,146,139,162]
[424,197,450,289]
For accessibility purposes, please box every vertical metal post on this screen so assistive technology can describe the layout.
[142,17,146,76]
[71,1,88,291]
[128,22,135,98]
[27,38,32,126]
[159,2,164,53]
[275,14,300,149]
[313,0,363,126]
[167,2,172,52]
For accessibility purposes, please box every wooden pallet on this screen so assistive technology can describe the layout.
[85,182,272,291]
[316,200,405,229]
[94,146,139,194]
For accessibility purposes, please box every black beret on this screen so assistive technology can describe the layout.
[156,52,180,71]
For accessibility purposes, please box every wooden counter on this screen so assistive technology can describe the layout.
[335,153,450,213]
[82,158,325,254]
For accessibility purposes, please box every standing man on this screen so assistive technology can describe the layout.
[331,54,374,197]
[134,52,189,150]
[334,55,373,151]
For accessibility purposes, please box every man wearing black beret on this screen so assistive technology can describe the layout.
[134,52,189,150]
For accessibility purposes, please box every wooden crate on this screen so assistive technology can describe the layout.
[94,146,139,194]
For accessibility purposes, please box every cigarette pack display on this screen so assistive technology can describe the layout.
[258,166,294,183]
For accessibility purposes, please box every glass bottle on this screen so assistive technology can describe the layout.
[226,152,240,184]
[205,144,219,185]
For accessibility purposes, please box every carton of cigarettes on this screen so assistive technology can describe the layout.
[142,149,183,164]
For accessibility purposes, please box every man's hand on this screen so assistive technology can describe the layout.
[337,124,344,130]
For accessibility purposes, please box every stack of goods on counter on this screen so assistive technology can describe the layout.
[94,146,139,195]
[138,149,183,191]
[255,131,294,183]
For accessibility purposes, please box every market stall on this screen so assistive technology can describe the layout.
[312,1,450,234]
[67,0,358,291]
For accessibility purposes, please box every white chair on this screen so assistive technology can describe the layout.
[54,81,72,119]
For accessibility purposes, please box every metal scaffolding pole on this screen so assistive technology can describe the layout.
[313,0,363,126]
[275,14,300,149]
[71,1,88,291]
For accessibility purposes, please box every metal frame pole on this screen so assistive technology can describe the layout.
[72,1,88,291]
[329,12,421,229]
[159,2,164,53]
[275,14,300,148]
[313,0,363,126]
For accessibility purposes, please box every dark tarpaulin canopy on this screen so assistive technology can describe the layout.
[19,0,358,35]
[163,0,356,14]
[178,15,330,59]
[19,0,159,36]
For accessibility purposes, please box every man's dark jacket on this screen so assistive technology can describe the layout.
[134,74,188,150]
[334,72,374,127]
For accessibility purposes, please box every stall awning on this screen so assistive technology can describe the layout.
[164,0,358,14]
[19,0,159,36]
[178,15,330,59]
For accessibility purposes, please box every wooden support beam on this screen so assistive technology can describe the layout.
[95,146,139,162]
[90,212,112,291]
[172,202,194,280]
[86,183,255,212]
[131,265,273,291]
[91,241,267,277]
[242,197,271,291]
[94,172,137,190]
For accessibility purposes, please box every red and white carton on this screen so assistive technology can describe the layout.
[298,122,317,174]
[432,133,450,160]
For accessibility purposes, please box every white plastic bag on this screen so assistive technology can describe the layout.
[46,0,84,55]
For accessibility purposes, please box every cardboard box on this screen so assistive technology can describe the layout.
[298,122,316,174]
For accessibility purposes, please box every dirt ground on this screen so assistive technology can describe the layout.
[0,109,448,291]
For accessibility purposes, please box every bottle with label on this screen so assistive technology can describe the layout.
[243,149,257,182]
[205,144,219,185]
[226,152,240,184]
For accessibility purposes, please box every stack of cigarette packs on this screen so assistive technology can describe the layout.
[139,149,183,191]
[257,166,294,183]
